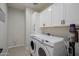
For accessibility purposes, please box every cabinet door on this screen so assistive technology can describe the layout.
[44,6,52,27]
[40,11,46,27]
[65,3,79,25]
[40,6,52,27]
[52,3,64,26]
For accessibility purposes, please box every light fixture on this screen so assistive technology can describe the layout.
[48,8,51,11]
[33,3,39,5]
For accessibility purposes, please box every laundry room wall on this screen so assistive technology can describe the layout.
[7,7,25,48]
[0,3,8,49]
[41,27,70,38]
[41,26,79,40]
[25,8,34,48]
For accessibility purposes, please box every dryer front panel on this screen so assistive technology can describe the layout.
[37,42,50,56]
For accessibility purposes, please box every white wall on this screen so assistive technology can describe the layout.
[8,7,25,48]
[41,27,69,37]
[0,3,7,49]
[25,8,34,48]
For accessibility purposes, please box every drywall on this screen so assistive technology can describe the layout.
[41,26,79,38]
[25,8,34,48]
[8,7,25,48]
[0,3,7,49]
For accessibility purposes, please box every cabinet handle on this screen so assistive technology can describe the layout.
[43,24,45,27]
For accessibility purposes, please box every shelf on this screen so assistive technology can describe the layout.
[40,25,69,28]
[40,24,79,28]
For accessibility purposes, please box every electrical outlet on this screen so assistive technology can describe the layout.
[61,20,65,24]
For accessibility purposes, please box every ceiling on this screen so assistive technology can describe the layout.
[7,3,53,12]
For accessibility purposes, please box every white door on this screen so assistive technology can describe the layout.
[0,21,5,48]
[32,12,40,34]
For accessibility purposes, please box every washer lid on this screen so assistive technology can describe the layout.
[44,36,64,43]
[42,36,64,47]
[31,34,64,46]
[30,34,48,41]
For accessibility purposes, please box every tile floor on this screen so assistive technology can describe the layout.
[7,46,30,56]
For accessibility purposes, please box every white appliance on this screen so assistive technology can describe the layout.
[30,34,39,56]
[31,34,67,56]
[30,34,48,56]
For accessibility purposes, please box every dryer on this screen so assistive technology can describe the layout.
[30,34,67,56]
[35,35,67,56]
[36,40,50,56]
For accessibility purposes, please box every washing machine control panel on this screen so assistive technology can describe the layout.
[45,40,49,42]
[41,40,49,43]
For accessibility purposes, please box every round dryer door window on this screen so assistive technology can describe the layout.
[30,41,35,50]
[38,43,49,56]
[38,47,46,56]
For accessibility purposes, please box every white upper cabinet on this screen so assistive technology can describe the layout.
[52,3,79,26]
[40,11,46,27]
[40,3,65,27]
[40,5,52,27]
[40,3,79,27]
[65,3,79,25]
[52,4,65,26]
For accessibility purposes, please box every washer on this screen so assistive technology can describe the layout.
[35,35,67,56]
[30,35,38,56]
[30,34,48,56]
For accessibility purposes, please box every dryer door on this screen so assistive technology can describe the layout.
[30,40,36,54]
[37,43,49,56]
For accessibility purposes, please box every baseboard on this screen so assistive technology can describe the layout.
[8,44,25,49]
[26,47,30,56]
